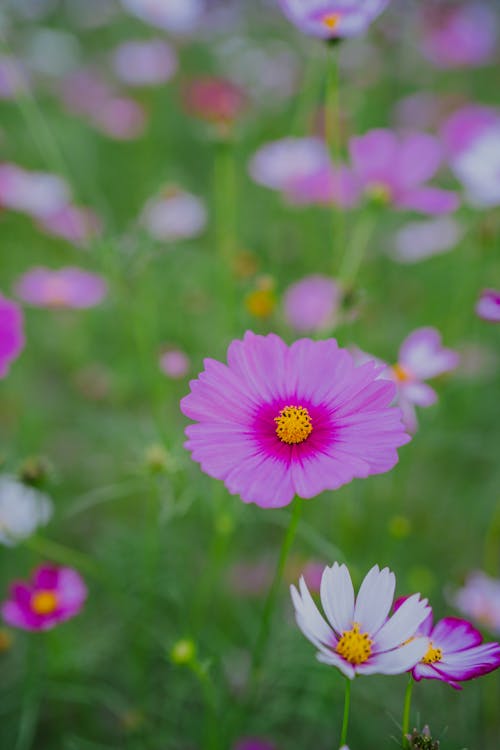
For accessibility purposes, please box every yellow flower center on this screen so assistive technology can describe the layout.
[274,405,313,445]
[422,642,443,664]
[392,363,412,383]
[44,278,69,307]
[31,590,58,615]
[336,623,373,665]
[322,13,341,30]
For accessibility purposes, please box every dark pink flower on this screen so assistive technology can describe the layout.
[420,4,498,69]
[349,129,459,214]
[278,0,390,39]
[476,289,500,323]
[0,294,25,378]
[2,565,87,631]
[15,267,107,309]
[181,332,409,508]
[183,76,247,128]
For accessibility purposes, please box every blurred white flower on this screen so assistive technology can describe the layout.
[392,217,463,263]
[141,187,207,242]
[452,126,500,208]
[0,475,53,546]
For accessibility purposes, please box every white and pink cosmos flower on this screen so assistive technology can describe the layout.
[453,571,500,634]
[278,0,390,39]
[475,289,500,323]
[291,563,430,679]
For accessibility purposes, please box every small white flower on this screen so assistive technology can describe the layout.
[0,475,53,546]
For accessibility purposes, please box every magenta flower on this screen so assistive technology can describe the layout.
[410,609,500,689]
[2,565,87,631]
[476,289,500,323]
[388,328,459,432]
[278,0,390,39]
[0,293,25,378]
[111,40,178,87]
[283,275,341,333]
[159,349,190,379]
[181,332,410,508]
[183,76,248,131]
[291,563,430,679]
[420,4,498,69]
[453,572,500,634]
[15,267,107,309]
[349,129,459,214]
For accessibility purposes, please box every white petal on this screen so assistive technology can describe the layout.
[374,594,430,651]
[356,638,428,676]
[290,578,334,646]
[353,565,395,634]
[316,650,356,679]
[320,563,355,635]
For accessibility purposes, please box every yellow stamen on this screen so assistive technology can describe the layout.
[422,642,443,664]
[274,405,313,445]
[322,13,341,30]
[31,590,58,615]
[392,363,412,383]
[336,623,373,665]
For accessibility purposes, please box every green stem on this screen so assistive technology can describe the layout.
[339,677,351,748]
[402,675,414,748]
[325,43,344,275]
[213,138,237,306]
[248,499,303,687]
[190,661,219,750]
[338,213,377,287]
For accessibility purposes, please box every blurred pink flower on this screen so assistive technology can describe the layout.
[440,104,500,158]
[15,267,107,309]
[349,129,459,214]
[475,289,500,323]
[392,217,463,264]
[92,97,147,140]
[453,572,500,634]
[233,740,277,750]
[420,4,498,69]
[0,294,25,378]
[1,565,87,632]
[181,331,410,508]
[37,205,102,246]
[183,76,248,131]
[141,186,207,241]
[278,0,390,39]
[283,275,341,332]
[0,163,70,219]
[121,0,204,34]
[112,40,178,87]
[0,56,30,99]
[159,349,190,379]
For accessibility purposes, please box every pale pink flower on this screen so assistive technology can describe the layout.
[15,267,107,309]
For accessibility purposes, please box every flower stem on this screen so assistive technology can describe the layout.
[213,138,237,312]
[325,43,344,275]
[249,498,303,687]
[189,660,220,750]
[339,677,351,748]
[402,675,414,748]
[338,213,377,287]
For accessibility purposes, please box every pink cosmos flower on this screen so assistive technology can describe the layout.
[141,186,207,242]
[1,565,87,632]
[15,267,107,309]
[283,275,341,333]
[233,740,277,750]
[349,129,459,214]
[183,76,248,128]
[0,164,70,219]
[410,609,500,690]
[420,4,498,69]
[476,289,500,323]
[291,563,430,679]
[159,349,190,379]
[392,217,463,264]
[453,572,500,634]
[388,328,459,433]
[180,332,410,508]
[120,0,204,35]
[0,294,25,378]
[37,205,101,246]
[111,40,178,88]
[277,0,390,39]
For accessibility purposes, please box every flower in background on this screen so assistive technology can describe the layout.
[0,294,25,378]
[0,475,53,546]
[283,275,341,333]
[181,331,409,508]
[475,289,500,323]
[0,56,30,99]
[159,349,190,379]
[233,739,277,750]
[37,205,102,246]
[15,267,108,309]
[277,0,390,39]
[349,130,459,214]
[409,608,500,689]
[1,565,87,631]
[245,276,277,319]
[389,328,459,432]
[111,40,178,87]
[141,186,207,242]
[182,76,248,135]
[453,571,500,634]
[419,4,498,69]
[392,217,463,264]
[92,97,147,141]
[291,563,430,679]
[0,164,70,219]
[441,104,500,158]
[120,0,204,35]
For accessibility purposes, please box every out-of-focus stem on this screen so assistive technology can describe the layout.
[338,213,377,286]
[325,43,344,274]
